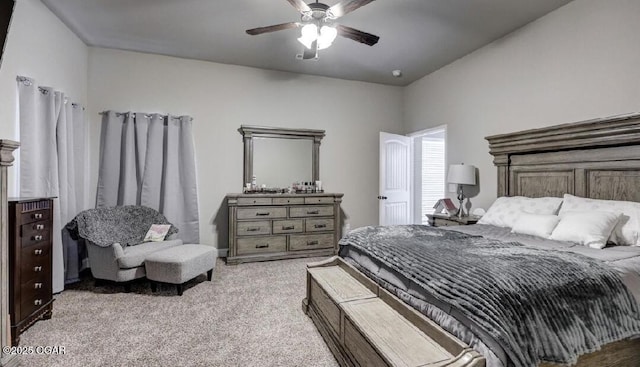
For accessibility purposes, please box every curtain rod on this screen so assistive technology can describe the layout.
[98,111,193,121]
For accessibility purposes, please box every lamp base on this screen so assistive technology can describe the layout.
[455,184,467,218]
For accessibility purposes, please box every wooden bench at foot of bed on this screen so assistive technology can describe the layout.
[302,256,484,367]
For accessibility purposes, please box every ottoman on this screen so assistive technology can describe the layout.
[145,244,217,295]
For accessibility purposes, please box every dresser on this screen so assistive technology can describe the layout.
[8,198,54,345]
[227,193,343,264]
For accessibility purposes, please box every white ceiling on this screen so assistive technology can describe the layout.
[42,0,573,86]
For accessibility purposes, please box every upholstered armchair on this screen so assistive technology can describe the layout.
[67,206,183,286]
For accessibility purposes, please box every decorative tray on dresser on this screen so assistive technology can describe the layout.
[227,193,343,264]
[8,197,54,345]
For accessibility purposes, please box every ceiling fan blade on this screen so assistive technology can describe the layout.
[302,40,318,60]
[336,25,379,46]
[329,0,375,18]
[246,22,301,36]
[286,0,311,13]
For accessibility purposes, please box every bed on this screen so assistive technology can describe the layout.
[303,113,640,367]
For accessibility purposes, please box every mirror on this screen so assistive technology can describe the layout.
[239,125,325,191]
[253,138,312,188]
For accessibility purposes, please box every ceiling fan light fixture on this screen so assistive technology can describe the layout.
[317,25,337,50]
[297,23,318,49]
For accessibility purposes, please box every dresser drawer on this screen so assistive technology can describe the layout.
[21,220,51,237]
[20,209,51,226]
[290,206,334,218]
[236,221,270,236]
[273,197,304,205]
[20,284,51,320]
[21,242,51,263]
[21,254,51,283]
[22,276,51,294]
[304,196,334,204]
[273,219,303,234]
[305,218,334,232]
[236,236,287,255]
[237,207,286,220]
[238,197,272,206]
[290,234,334,251]
[21,227,51,247]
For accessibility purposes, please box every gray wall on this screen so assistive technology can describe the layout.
[0,0,88,196]
[88,47,404,250]
[404,0,640,211]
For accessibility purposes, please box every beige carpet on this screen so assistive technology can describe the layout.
[19,257,338,367]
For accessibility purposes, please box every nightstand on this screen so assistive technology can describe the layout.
[426,213,479,227]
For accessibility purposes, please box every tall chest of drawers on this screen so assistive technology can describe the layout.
[227,193,343,264]
[8,198,54,345]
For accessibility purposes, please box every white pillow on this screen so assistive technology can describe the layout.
[511,212,560,238]
[143,224,172,242]
[477,196,563,228]
[549,211,622,249]
[559,194,640,246]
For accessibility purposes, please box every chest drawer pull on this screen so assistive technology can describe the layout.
[33,235,43,241]
[34,249,43,255]
[34,283,43,289]
[246,227,261,232]
[35,224,45,230]
[255,212,270,216]
[282,226,295,230]
[307,210,320,215]
[34,299,43,306]
[255,244,269,249]
[33,213,43,219]
[34,266,43,272]
[307,240,319,246]
[314,224,327,229]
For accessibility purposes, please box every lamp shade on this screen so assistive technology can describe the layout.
[447,164,476,185]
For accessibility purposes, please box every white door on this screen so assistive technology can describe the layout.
[379,132,412,225]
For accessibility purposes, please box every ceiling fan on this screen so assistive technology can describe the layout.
[246,0,380,60]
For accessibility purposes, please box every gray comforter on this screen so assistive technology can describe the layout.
[339,225,640,367]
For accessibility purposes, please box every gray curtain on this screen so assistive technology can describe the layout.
[17,76,88,292]
[96,111,200,244]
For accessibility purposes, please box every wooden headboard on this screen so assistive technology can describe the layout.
[485,114,640,202]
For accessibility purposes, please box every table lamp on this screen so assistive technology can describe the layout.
[447,163,476,218]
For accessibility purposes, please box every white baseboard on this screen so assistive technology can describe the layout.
[217,247,228,258]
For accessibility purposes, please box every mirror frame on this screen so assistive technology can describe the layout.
[238,125,325,187]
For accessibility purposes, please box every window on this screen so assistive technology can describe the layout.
[411,127,446,224]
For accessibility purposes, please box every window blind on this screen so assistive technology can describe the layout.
[421,137,445,223]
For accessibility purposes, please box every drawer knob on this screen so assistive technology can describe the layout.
[307,210,320,215]
[33,235,43,241]
[34,249,43,255]
[255,212,270,216]
[314,224,327,229]
[246,227,261,232]
[33,213,43,219]
[282,226,295,230]
[307,240,319,246]
[34,283,43,289]
[255,244,269,249]
[34,299,43,306]
[35,224,45,230]
[34,266,43,272]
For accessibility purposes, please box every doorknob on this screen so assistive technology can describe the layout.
[377,196,388,200]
